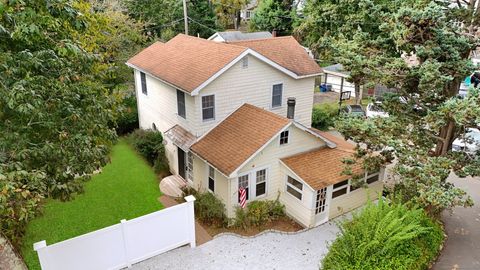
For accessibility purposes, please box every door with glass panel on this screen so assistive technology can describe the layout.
[314,186,331,225]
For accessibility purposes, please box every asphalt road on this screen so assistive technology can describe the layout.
[433,175,480,270]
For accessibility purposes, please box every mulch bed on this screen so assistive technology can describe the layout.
[202,217,304,237]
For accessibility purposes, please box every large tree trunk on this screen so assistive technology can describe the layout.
[354,82,361,105]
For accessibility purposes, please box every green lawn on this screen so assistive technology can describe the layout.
[21,139,163,270]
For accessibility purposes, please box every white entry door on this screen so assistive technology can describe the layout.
[314,186,332,225]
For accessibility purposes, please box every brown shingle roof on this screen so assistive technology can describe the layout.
[281,148,364,190]
[228,37,322,76]
[127,34,321,93]
[308,128,356,151]
[191,104,290,176]
[127,34,247,92]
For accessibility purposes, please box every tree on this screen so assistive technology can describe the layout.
[0,0,118,242]
[249,0,298,36]
[214,0,248,30]
[299,0,480,216]
[296,0,394,103]
[124,0,220,40]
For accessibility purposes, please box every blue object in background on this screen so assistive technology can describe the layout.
[320,84,328,92]
[464,76,471,86]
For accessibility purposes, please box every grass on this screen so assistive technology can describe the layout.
[21,139,163,270]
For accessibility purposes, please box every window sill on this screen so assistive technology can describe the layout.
[202,118,216,123]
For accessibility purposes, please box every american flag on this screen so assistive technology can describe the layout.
[239,187,247,208]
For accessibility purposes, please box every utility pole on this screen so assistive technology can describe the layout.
[183,0,189,35]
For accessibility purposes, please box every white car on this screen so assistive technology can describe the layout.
[452,128,480,154]
[366,102,389,118]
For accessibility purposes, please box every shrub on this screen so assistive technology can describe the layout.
[194,192,227,227]
[234,199,286,229]
[116,92,138,135]
[312,103,338,130]
[128,129,164,165]
[321,199,444,270]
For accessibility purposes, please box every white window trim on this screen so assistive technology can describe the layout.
[365,171,381,185]
[285,175,303,201]
[200,94,216,122]
[237,172,250,202]
[207,166,215,193]
[279,129,290,146]
[271,82,284,109]
[177,89,186,119]
[237,166,270,204]
[331,179,350,200]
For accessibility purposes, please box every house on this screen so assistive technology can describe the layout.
[322,64,360,98]
[207,31,273,42]
[127,34,384,228]
[240,0,257,21]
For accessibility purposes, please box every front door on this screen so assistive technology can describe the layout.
[177,147,186,179]
[314,186,331,225]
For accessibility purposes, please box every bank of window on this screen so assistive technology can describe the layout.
[286,176,303,200]
[272,83,283,108]
[140,72,147,95]
[366,171,380,184]
[279,130,289,145]
[238,174,249,202]
[332,179,349,199]
[202,95,215,121]
[256,169,267,197]
[177,90,186,118]
[208,166,215,192]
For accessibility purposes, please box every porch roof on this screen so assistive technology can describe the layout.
[281,148,364,190]
[164,124,197,151]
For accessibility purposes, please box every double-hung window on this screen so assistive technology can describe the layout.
[272,83,283,108]
[208,166,215,192]
[255,169,267,197]
[279,130,289,145]
[140,72,147,95]
[332,179,349,199]
[238,174,249,202]
[202,95,215,121]
[286,176,303,200]
[177,90,186,118]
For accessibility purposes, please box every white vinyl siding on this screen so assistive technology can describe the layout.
[194,56,315,135]
[134,70,196,135]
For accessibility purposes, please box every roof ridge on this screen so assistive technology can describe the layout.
[172,33,248,50]
[227,36,294,43]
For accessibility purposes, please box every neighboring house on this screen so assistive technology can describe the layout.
[240,0,257,21]
[127,34,384,228]
[322,64,359,98]
[207,31,273,42]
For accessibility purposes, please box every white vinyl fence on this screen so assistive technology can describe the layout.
[33,196,196,270]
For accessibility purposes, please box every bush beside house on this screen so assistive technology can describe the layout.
[321,199,444,270]
[312,103,338,130]
[128,129,169,174]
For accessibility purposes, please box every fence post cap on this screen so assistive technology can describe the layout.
[120,219,127,223]
[33,240,47,251]
[184,195,196,202]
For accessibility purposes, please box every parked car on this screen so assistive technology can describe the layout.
[366,102,389,118]
[452,128,480,154]
[343,104,366,117]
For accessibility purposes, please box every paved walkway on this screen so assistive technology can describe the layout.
[131,220,340,270]
[433,175,480,270]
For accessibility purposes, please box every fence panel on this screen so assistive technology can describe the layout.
[34,196,196,270]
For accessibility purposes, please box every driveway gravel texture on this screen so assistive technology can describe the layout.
[131,220,340,270]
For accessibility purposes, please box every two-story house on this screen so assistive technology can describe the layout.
[127,34,383,227]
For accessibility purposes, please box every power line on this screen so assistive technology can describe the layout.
[187,17,220,33]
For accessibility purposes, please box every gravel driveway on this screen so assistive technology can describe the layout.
[131,221,340,270]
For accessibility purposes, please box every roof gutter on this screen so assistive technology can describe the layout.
[125,62,193,95]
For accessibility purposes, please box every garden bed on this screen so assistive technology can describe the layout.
[202,216,304,237]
